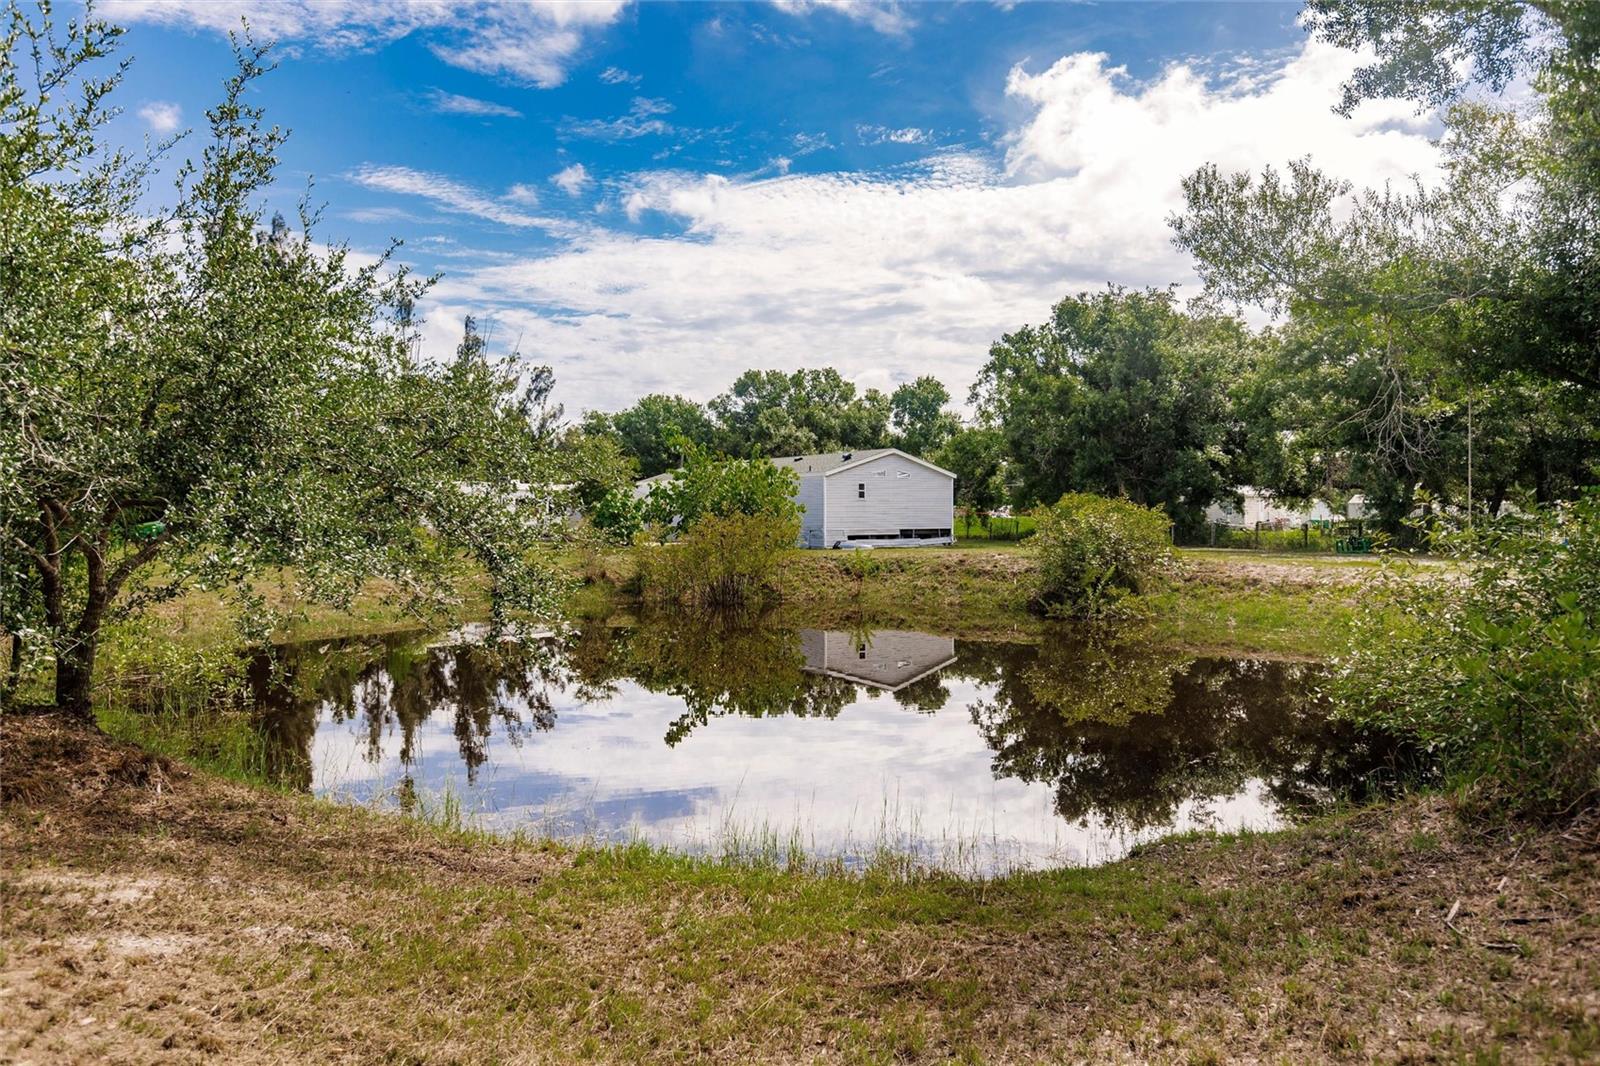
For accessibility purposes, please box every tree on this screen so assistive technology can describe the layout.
[1,9,564,716]
[643,442,800,531]
[935,426,1007,518]
[971,288,1249,535]
[709,367,889,456]
[1170,111,1600,525]
[889,376,959,456]
[598,393,715,478]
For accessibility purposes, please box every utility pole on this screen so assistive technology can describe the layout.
[1467,389,1474,531]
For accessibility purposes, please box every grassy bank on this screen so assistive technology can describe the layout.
[37,541,1367,714]
[567,544,1369,657]
[3,714,1595,1064]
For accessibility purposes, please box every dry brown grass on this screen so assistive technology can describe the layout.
[4,714,1598,1064]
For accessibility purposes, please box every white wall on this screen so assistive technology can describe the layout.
[795,475,826,547]
[822,454,952,544]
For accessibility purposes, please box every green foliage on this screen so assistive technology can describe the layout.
[587,394,715,478]
[589,486,647,544]
[557,427,637,512]
[973,289,1251,536]
[1330,497,1600,821]
[888,376,959,457]
[1,9,567,714]
[642,443,800,532]
[835,549,884,594]
[955,513,1034,542]
[1030,494,1174,618]
[637,512,801,609]
[935,427,1009,517]
[708,367,889,457]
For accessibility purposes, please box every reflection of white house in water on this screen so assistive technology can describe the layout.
[799,629,957,692]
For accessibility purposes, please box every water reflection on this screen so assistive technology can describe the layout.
[245,618,1413,872]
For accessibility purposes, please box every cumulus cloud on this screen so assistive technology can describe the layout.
[550,163,593,196]
[101,0,625,87]
[505,183,541,206]
[404,39,1442,413]
[424,89,522,119]
[137,100,182,133]
[771,0,913,37]
[856,124,930,145]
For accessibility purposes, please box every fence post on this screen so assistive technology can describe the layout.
[1209,521,1216,547]
[1254,521,1261,550]
[1303,523,1309,549]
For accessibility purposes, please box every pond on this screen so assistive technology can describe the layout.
[246,619,1410,875]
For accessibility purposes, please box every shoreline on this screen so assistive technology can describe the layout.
[4,713,1595,1063]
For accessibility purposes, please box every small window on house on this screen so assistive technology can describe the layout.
[857,483,865,499]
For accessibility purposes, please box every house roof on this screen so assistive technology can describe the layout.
[773,447,954,479]
[633,447,955,489]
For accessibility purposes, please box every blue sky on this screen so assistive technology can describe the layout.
[99,1,1442,415]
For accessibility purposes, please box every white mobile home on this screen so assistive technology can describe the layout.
[778,448,955,548]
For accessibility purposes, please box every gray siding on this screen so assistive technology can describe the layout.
[800,629,958,690]
[822,454,952,545]
[795,475,826,547]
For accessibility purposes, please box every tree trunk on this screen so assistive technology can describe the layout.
[54,531,110,720]
[54,645,97,719]
[2,630,21,704]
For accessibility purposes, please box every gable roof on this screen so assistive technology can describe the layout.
[771,447,954,479]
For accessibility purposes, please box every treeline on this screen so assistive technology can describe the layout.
[577,369,958,479]
[575,280,1598,541]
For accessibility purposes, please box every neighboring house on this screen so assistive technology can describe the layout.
[777,448,955,548]
[799,629,958,692]
[1205,486,1336,529]
[632,472,675,500]
[634,447,956,548]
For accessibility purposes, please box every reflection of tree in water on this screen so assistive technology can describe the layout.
[960,628,1415,830]
[565,613,857,745]
[253,634,567,787]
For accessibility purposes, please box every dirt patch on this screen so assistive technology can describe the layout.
[2,714,181,805]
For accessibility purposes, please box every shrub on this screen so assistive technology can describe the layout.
[644,443,800,531]
[1329,496,1600,822]
[1030,494,1174,617]
[638,512,800,608]
[589,485,646,543]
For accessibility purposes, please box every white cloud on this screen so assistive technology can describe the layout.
[856,123,930,145]
[791,131,833,155]
[771,0,913,37]
[137,100,182,133]
[599,66,642,86]
[348,164,558,230]
[101,0,626,87]
[563,96,676,140]
[424,89,522,119]
[550,163,593,196]
[505,183,541,206]
[403,40,1441,414]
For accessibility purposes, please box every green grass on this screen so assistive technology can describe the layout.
[1143,582,1356,658]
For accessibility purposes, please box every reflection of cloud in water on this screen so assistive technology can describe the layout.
[255,625,1395,875]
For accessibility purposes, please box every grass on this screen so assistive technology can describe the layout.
[4,713,1596,1064]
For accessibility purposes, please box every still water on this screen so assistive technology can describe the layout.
[248,620,1405,874]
